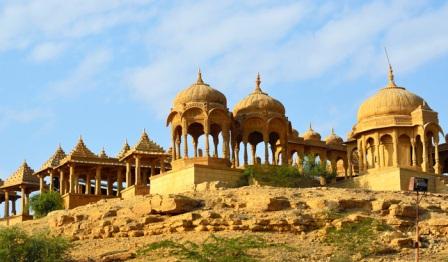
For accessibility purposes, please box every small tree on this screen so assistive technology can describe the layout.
[0,227,71,262]
[301,154,337,182]
[29,191,64,218]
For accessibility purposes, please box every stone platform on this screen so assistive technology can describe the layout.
[0,214,33,226]
[62,193,118,209]
[120,185,150,199]
[150,161,243,195]
[352,167,448,193]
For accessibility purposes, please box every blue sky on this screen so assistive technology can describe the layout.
[1,0,448,179]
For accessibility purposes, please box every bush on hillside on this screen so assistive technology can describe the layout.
[243,165,319,188]
[29,191,64,218]
[0,227,71,262]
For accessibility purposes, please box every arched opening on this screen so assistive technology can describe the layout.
[426,131,435,172]
[269,132,280,165]
[291,150,299,166]
[398,134,412,167]
[336,158,345,176]
[188,122,204,158]
[173,125,183,159]
[380,134,393,167]
[415,135,423,167]
[248,131,263,165]
[210,123,222,158]
[365,138,375,169]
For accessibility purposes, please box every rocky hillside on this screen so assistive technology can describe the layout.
[22,184,448,261]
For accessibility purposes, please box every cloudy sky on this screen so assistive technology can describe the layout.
[1,0,448,178]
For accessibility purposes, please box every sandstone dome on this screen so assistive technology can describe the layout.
[292,129,299,138]
[325,129,343,145]
[233,74,285,116]
[303,125,321,142]
[357,67,431,122]
[173,71,227,107]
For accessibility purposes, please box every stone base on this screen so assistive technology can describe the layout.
[352,167,448,193]
[62,193,117,209]
[150,164,243,195]
[0,214,33,226]
[171,157,231,170]
[120,185,150,199]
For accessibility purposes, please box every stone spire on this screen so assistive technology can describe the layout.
[384,47,397,88]
[254,72,262,93]
[196,68,204,84]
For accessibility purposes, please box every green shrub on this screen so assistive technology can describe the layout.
[138,234,295,262]
[243,165,319,188]
[29,191,64,218]
[325,218,392,261]
[0,227,71,262]
[301,154,337,180]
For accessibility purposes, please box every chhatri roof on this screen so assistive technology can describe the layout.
[233,74,285,117]
[173,70,227,107]
[36,145,66,174]
[98,147,109,158]
[325,128,343,145]
[303,123,321,142]
[120,130,168,160]
[68,136,98,158]
[117,139,131,158]
[357,65,431,123]
[1,161,39,189]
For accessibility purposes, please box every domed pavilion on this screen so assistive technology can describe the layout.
[347,64,445,191]
[232,74,289,166]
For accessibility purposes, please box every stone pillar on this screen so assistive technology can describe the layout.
[243,142,248,166]
[24,192,30,216]
[271,144,276,165]
[176,137,181,159]
[95,167,101,195]
[235,144,240,167]
[125,160,131,187]
[39,175,45,193]
[392,130,399,167]
[183,131,188,159]
[4,191,9,218]
[49,170,54,192]
[264,141,269,165]
[11,198,16,215]
[223,128,230,159]
[59,170,65,194]
[86,174,91,195]
[69,165,75,194]
[411,139,417,167]
[172,135,177,160]
[251,144,256,165]
[357,140,364,173]
[107,176,113,196]
[435,136,440,175]
[21,187,27,216]
[193,138,198,158]
[205,133,210,157]
[213,135,219,157]
[375,133,380,168]
[422,135,428,172]
[282,144,288,166]
[135,156,141,186]
[151,162,156,176]
[160,158,166,173]
[117,169,122,196]
[142,169,148,186]
[74,173,79,194]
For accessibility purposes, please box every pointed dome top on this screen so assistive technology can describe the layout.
[133,130,165,153]
[303,123,321,141]
[68,136,97,158]
[37,144,66,172]
[357,65,432,122]
[2,160,39,189]
[233,73,285,116]
[173,69,227,107]
[325,128,343,145]
[117,139,131,158]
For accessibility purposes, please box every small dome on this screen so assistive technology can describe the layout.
[303,124,321,141]
[357,66,431,122]
[325,128,343,145]
[233,74,285,116]
[292,129,299,137]
[173,70,227,107]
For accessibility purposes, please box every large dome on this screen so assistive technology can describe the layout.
[173,71,227,107]
[357,67,431,122]
[233,74,285,116]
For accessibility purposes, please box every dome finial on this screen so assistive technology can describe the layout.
[196,68,204,84]
[309,122,313,131]
[331,127,335,134]
[384,47,397,88]
[254,72,262,93]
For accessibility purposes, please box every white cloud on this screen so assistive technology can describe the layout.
[0,107,52,130]
[29,41,67,62]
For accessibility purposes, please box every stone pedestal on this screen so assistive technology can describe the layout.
[120,185,150,199]
[61,193,117,209]
[150,163,243,195]
[352,167,448,193]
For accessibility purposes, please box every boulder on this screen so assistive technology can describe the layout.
[306,199,339,211]
[389,204,421,218]
[151,195,201,215]
[390,238,414,249]
[266,197,291,211]
[338,199,371,210]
